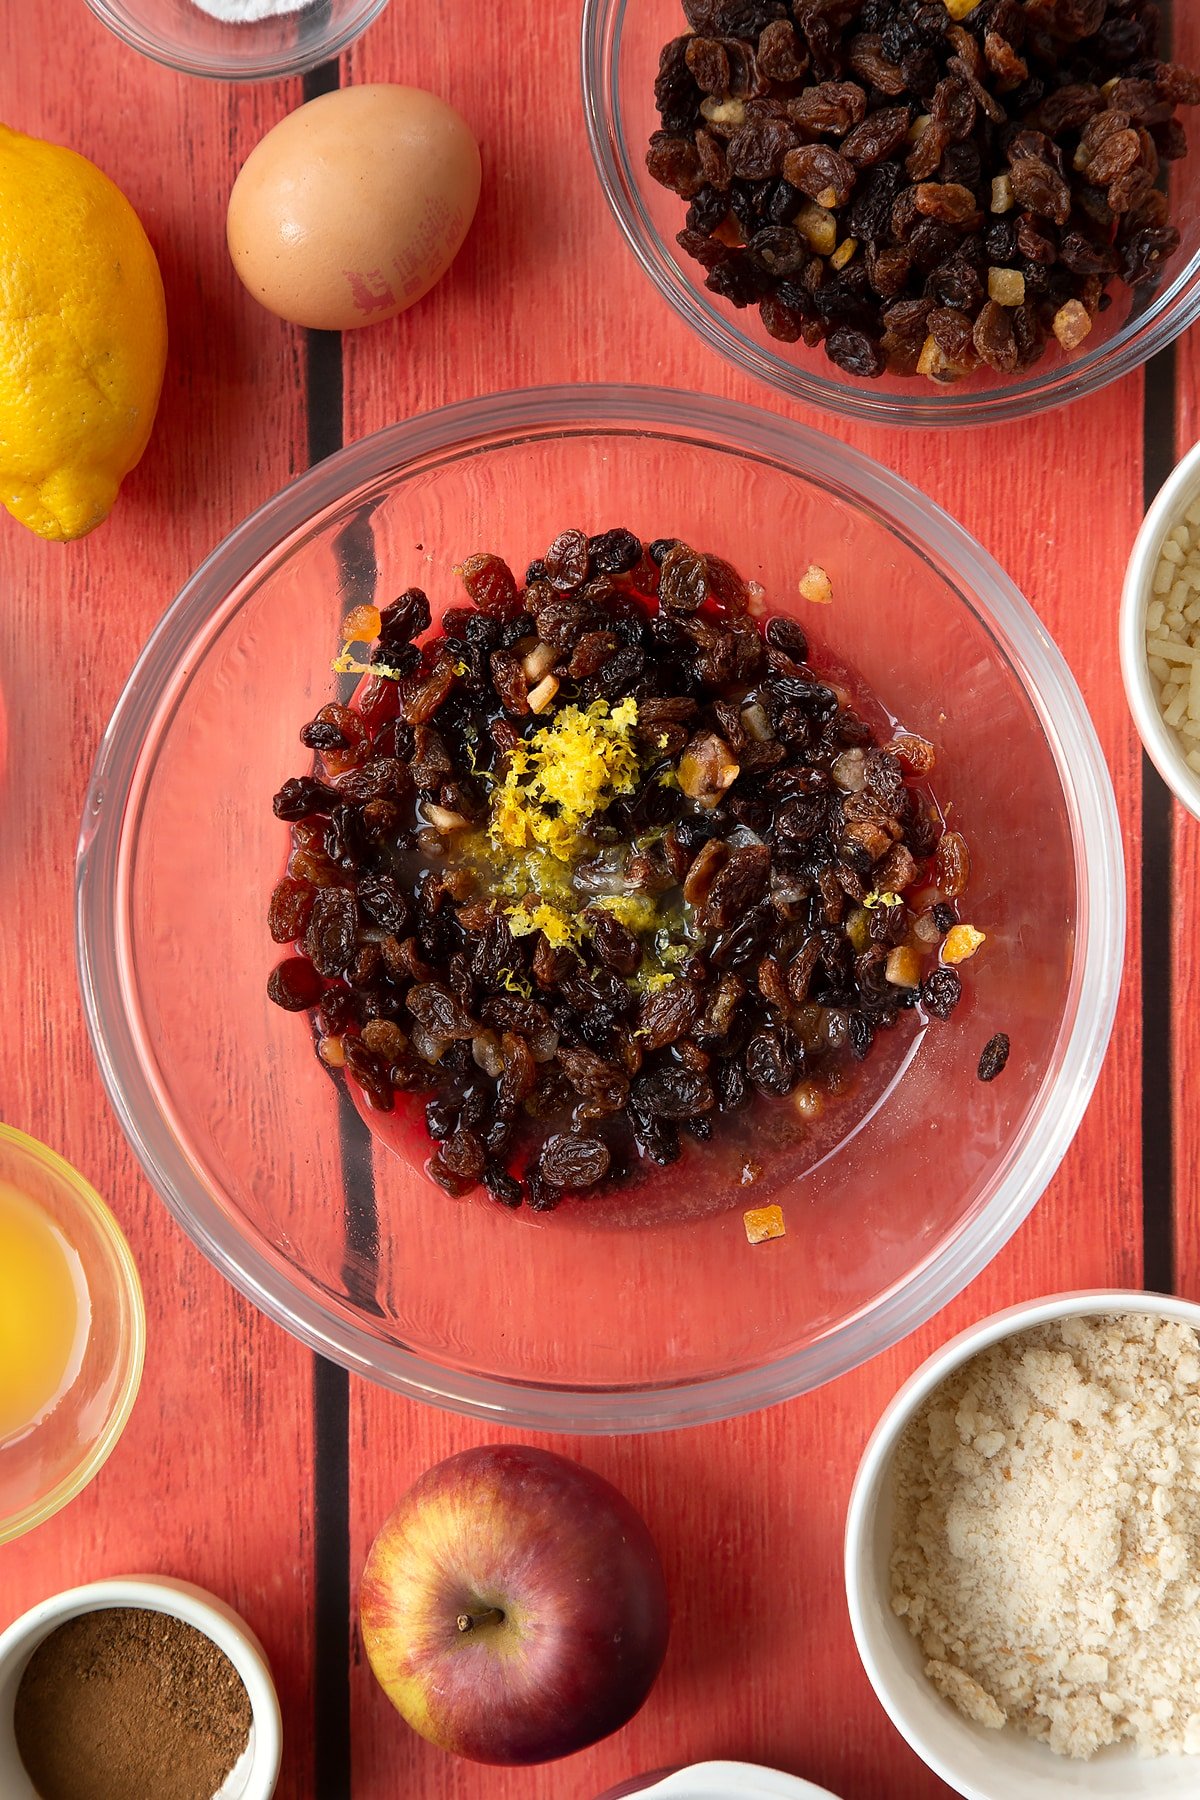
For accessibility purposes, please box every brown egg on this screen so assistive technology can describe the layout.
[226,84,481,331]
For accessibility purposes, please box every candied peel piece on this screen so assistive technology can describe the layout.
[942,923,986,965]
[798,563,833,605]
[340,603,382,643]
[744,1203,786,1245]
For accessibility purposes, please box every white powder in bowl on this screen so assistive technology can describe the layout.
[889,1313,1200,1760]
[190,0,310,21]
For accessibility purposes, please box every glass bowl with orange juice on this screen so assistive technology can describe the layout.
[0,1126,144,1545]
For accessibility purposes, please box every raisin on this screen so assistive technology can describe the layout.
[655,35,701,134]
[302,888,357,978]
[377,588,431,651]
[701,844,771,930]
[747,226,807,277]
[764,616,808,662]
[825,328,886,378]
[344,1041,395,1112]
[977,1032,1011,1082]
[300,718,349,752]
[489,649,530,715]
[588,527,643,574]
[906,118,950,182]
[842,107,912,169]
[1119,225,1180,286]
[456,553,521,617]
[760,297,805,340]
[727,117,795,182]
[706,555,750,616]
[273,776,341,821]
[356,875,410,935]
[782,143,855,206]
[484,1164,524,1208]
[634,981,702,1050]
[632,1066,714,1122]
[557,1046,629,1116]
[921,966,962,1020]
[267,957,323,1011]
[544,528,590,591]
[972,298,1018,372]
[914,181,980,225]
[1008,157,1071,225]
[757,19,807,83]
[934,829,971,897]
[630,1106,682,1166]
[406,982,477,1042]
[647,131,705,198]
[401,662,456,726]
[788,81,867,137]
[658,544,710,614]
[586,909,643,977]
[686,37,731,95]
[745,1031,797,1096]
[1085,127,1141,186]
[928,305,976,363]
[269,877,317,945]
[540,1133,612,1190]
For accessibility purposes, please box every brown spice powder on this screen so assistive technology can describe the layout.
[14,1606,253,1800]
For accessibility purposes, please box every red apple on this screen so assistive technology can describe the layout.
[359,1443,670,1764]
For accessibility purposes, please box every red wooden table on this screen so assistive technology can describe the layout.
[1,5,1197,1797]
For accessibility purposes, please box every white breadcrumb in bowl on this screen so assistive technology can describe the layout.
[1121,445,1200,821]
[847,1291,1200,1800]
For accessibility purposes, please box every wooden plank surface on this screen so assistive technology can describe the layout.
[0,20,318,1800]
[0,2,1191,1798]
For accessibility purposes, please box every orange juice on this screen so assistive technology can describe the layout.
[0,1182,89,1445]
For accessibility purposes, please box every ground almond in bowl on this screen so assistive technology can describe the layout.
[890,1313,1200,1760]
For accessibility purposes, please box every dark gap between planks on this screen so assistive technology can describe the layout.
[304,54,356,1800]
[1141,342,1176,1296]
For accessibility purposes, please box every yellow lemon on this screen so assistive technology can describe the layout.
[0,124,167,541]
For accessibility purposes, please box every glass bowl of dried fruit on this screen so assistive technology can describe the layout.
[582,0,1200,424]
[77,384,1122,1430]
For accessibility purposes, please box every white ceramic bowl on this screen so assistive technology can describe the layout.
[845,1290,1200,1800]
[598,1764,842,1799]
[1120,441,1200,821]
[0,1576,281,1799]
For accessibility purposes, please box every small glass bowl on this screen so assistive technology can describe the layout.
[0,1128,145,1546]
[581,0,1200,426]
[82,0,388,82]
[77,384,1122,1432]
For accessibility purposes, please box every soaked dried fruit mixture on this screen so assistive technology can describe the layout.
[647,0,1200,382]
[267,531,984,1209]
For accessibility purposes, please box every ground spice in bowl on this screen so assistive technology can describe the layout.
[14,1606,253,1800]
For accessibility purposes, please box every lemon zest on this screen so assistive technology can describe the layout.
[496,965,534,998]
[331,646,408,682]
[593,893,661,933]
[489,699,640,862]
[864,889,903,909]
[506,902,581,950]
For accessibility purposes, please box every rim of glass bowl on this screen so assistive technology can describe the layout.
[0,1125,146,1545]
[580,0,1200,428]
[81,0,389,80]
[75,384,1124,1433]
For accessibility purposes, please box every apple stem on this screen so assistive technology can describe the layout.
[456,1607,505,1634]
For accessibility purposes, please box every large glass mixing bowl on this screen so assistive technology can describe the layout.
[76,386,1123,1431]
